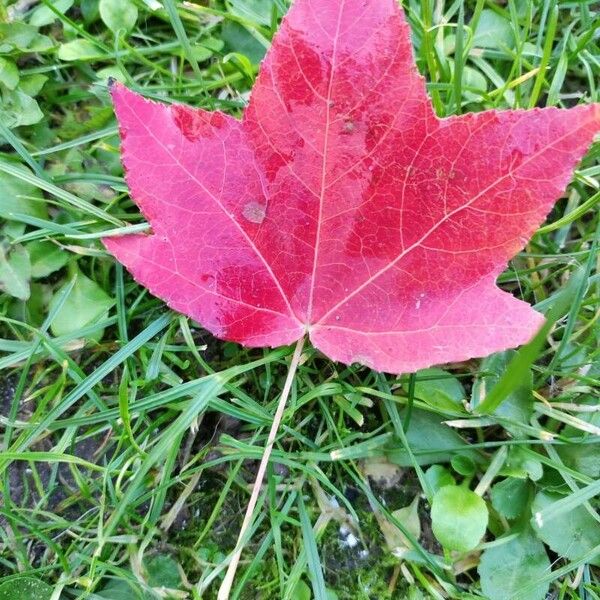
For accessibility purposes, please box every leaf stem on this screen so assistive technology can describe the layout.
[217,336,306,599]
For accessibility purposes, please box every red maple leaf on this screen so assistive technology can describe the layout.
[105,0,600,374]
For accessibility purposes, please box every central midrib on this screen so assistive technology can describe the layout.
[304,0,346,326]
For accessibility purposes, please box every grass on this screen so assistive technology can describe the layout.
[0,0,599,599]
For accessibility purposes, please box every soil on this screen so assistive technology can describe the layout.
[0,376,105,522]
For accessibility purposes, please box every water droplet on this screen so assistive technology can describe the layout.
[342,119,355,134]
[242,200,267,224]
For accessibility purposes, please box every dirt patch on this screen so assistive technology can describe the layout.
[0,377,106,523]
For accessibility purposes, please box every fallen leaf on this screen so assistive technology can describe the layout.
[104,0,600,373]
[361,457,403,489]
[377,495,421,557]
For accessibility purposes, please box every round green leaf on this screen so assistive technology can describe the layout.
[8,281,45,327]
[500,446,543,481]
[424,465,455,495]
[0,23,53,53]
[0,164,47,220]
[491,477,531,520]
[0,577,53,600]
[557,410,600,478]
[0,245,31,301]
[472,350,533,437]
[96,66,127,84]
[291,580,311,600]
[451,454,476,477]
[145,554,181,589]
[58,39,105,61]
[189,37,225,63]
[29,241,69,279]
[461,65,487,94]
[221,21,266,65]
[99,0,138,34]
[531,491,600,562]
[386,409,477,467]
[0,57,19,90]
[0,89,43,128]
[413,367,465,411]
[478,530,550,600]
[227,0,273,26]
[473,9,515,50]
[19,74,48,97]
[49,269,114,336]
[29,0,74,27]
[96,578,152,600]
[431,485,488,552]
[81,0,100,23]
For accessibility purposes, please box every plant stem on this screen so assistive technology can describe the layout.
[217,336,306,599]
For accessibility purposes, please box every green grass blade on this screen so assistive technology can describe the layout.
[476,267,587,414]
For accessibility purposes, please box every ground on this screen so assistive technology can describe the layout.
[0,1,599,599]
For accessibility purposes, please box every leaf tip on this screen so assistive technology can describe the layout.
[107,78,132,106]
